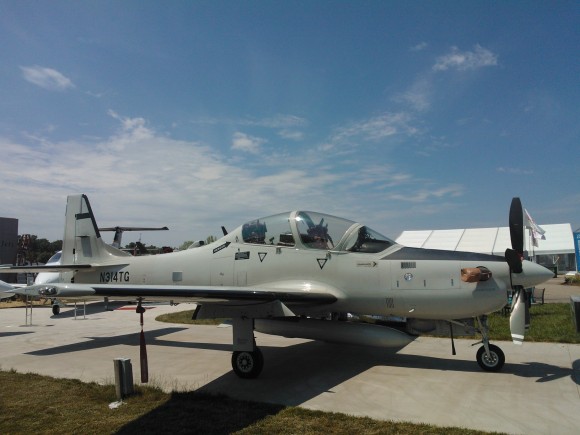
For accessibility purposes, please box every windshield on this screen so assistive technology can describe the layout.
[342,226,396,253]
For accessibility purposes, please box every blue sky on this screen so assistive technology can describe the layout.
[1,1,578,247]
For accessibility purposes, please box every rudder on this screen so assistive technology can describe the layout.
[61,195,128,265]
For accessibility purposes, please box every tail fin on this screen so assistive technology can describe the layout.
[61,195,130,265]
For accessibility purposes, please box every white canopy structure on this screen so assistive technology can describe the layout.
[396,223,574,256]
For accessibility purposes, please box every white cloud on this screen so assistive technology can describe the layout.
[20,66,75,91]
[386,185,464,203]
[433,45,498,72]
[278,129,304,141]
[1,112,466,246]
[331,112,419,144]
[496,166,534,175]
[192,114,308,129]
[410,42,428,52]
[231,132,266,153]
[242,114,308,129]
[393,77,432,112]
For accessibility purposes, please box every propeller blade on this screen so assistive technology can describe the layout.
[509,197,524,255]
[505,248,523,273]
[525,295,530,332]
[509,287,527,345]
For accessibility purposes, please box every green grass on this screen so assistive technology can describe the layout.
[384,303,580,344]
[0,370,497,434]
[156,309,227,325]
[486,303,580,343]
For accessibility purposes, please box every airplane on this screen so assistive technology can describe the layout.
[1,194,553,378]
[0,280,16,301]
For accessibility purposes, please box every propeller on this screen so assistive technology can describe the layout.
[505,197,524,273]
[505,197,530,345]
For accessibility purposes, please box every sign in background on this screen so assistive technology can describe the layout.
[574,231,580,272]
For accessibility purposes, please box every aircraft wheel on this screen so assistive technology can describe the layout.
[476,344,505,372]
[231,348,264,379]
[52,304,60,316]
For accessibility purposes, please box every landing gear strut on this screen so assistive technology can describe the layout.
[231,317,264,378]
[474,316,505,372]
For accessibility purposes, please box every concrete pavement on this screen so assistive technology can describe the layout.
[539,276,580,304]
[1,302,579,434]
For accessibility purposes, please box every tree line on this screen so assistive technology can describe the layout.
[18,234,218,264]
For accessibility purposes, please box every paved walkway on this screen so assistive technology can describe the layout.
[1,302,579,434]
[539,276,580,303]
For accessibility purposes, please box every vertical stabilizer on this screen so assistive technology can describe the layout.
[61,195,128,265]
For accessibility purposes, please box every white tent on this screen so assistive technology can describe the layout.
[396,223,574,256]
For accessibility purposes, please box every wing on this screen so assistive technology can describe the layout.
[0,264,97,273]
[13,282,338,306]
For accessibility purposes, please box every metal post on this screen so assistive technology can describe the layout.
[113,358,134,400]
[25,294,32,326]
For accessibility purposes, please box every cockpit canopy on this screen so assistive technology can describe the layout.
[241,211,396,253]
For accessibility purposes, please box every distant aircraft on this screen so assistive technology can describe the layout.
[0,280,16,300]
[1,195,552,378]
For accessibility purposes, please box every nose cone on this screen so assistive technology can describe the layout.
[511,260,554,288]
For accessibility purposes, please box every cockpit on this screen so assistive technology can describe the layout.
[240,211,396,253]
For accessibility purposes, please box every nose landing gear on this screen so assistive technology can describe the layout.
[473,316,505,372]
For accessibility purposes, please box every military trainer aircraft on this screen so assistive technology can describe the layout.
[1,194,552,378]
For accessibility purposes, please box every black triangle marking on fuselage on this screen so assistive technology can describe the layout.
[317,258,327,269]
[259,252,267,263]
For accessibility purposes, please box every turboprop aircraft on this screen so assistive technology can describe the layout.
[1,194,553,378]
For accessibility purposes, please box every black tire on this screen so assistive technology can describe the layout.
[476,344,505,372]
[231,349,264,379]
[52,304,60,316]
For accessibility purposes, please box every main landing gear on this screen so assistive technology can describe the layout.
[473,316,505,372]
[231,317,264,379]
[232,346,264,378]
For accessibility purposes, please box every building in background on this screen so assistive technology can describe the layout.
[0,217,18,283]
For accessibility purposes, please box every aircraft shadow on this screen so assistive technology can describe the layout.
[25,326,576,388]
[195,341,577,407]
[48,301,133,319]
[0,331,34,338]
[25,328,189,356]
[116,391,285,435]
